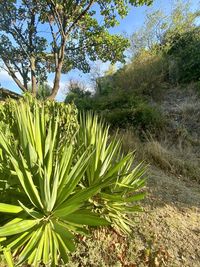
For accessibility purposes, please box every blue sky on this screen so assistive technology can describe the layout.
[0,0,199,100]
[111,0,199,34]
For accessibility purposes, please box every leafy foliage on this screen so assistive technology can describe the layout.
[103,104,164,132]
[77,113,146,233]
[0,97,146,265]
[0,0,153,98]
[0,95,78,143]
[166,27,200,83]
[65,80,93,111]
[130,1,198,55]
[36,82,52,100]
[66,85,164,134]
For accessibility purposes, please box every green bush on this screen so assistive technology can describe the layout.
[0,94,78,142]
[101,102,164,133]
[65,83,93,111]
[0,97,146,266]
[166,27,200,83]
[93,91,139,110]
[65,86,165,133]
[103,108,134,128]
[193,81,200,97]
[133,103,164,131]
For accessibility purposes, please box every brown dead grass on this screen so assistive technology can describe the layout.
[145,140,200,183]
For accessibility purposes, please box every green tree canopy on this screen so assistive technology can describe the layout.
[0,0,152,99]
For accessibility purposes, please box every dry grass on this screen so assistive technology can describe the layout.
[144,140,200,182]
[118,129,200,183]
[119,130,142,154]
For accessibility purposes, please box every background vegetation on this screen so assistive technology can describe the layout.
[65,1,200,135]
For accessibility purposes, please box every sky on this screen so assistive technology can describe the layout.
[111,0,199,34]
[0,0,199,101]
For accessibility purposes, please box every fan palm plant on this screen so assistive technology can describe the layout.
[0,99,146,266]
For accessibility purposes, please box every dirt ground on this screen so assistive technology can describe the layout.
[132,167,200,267]
[67,166,200,267]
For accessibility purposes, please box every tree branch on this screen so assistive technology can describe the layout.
[3,5,31,53]
[47,0,66,38]
[47,0,95,100]
[3,60,28,92]
[48,16,59,68]
[28,9,37,95]
[65,0,95,35]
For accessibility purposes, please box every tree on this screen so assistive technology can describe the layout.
[130,10,166,55]
[0,0,153,100]
[130,0,198,56]
[36,82,52,100]
[65,79,93,110]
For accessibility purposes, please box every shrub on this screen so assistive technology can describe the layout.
[0,94,78,142]
[103,108,134,128]
[77,113,147,233]
[70,85,165,134]
[0,98,146,266]
[102,102,164,133]
[193,81,200,96]
[166,27,200,83]
[65,81,93,111]
[133,103,164,131]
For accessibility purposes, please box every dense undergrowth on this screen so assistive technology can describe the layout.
[0,97,147,266]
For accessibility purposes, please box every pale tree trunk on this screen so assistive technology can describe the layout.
[30,56,37,96]
[48,63,63,100]
[47,0,94,100]
[48,38,66,100]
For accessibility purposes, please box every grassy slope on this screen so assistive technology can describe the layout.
[67,86,200,267]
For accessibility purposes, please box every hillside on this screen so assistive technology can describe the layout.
[66,87,200,267]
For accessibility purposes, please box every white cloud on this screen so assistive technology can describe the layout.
[0,69,23,83]
[0,70,13,82]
